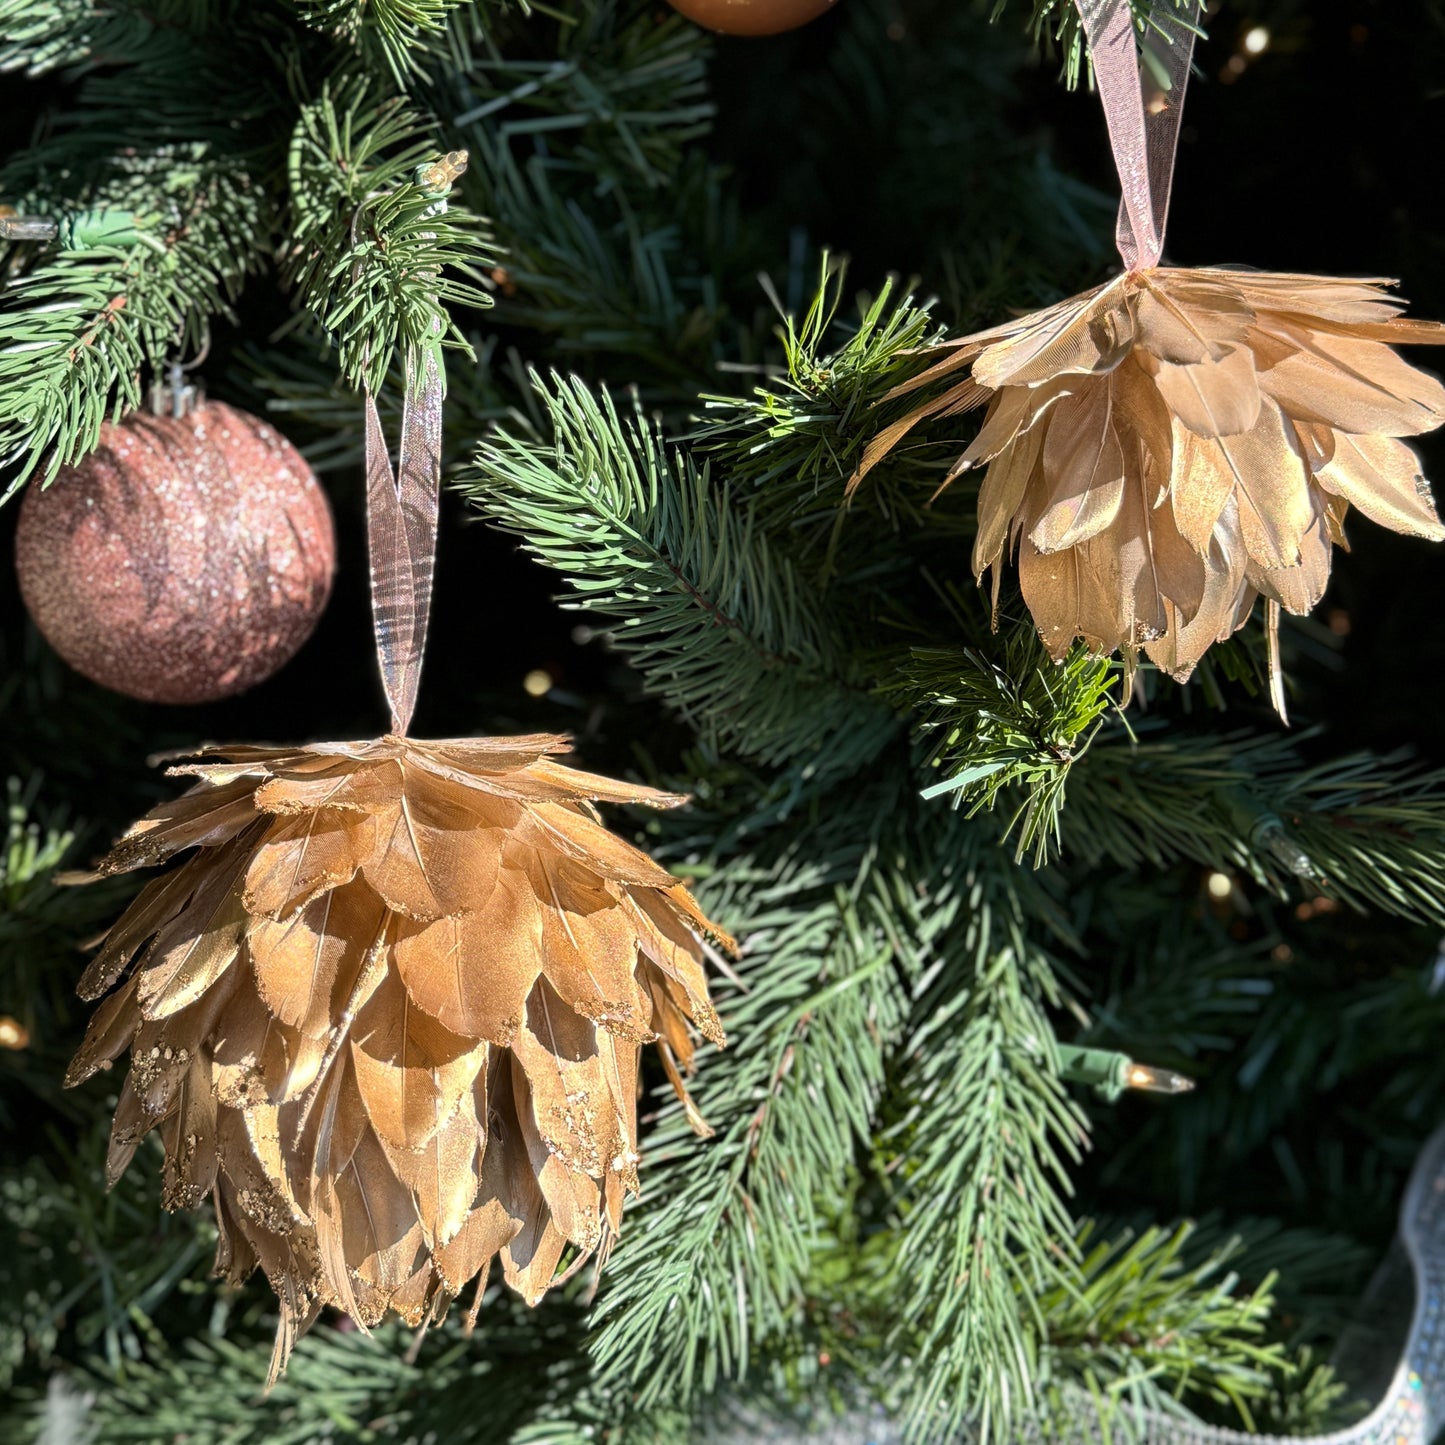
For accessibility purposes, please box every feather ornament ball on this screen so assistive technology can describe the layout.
[664,0,839,37]
[15,402,335,705]
[857,269,1445,706]
[66,734,731,1374]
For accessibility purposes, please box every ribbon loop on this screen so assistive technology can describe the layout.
[1076,0,1200,271]
[360,153,465,737]
[365,348,442,737]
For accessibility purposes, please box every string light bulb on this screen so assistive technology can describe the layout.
[1057,1044,1195,1103]
[0,212,56,241]
[1124,1061,1194,1095]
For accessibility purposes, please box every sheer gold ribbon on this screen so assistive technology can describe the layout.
[1076,0,1200,270]
[359,154,465,736]
[364,346,443,737]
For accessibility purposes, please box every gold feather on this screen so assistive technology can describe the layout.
[392,879,543,1041]
[66,973,142,1086]
[1031,389,1127,552]
[1305,427,1445,539]
[350,969,488,1152]
[1148,345,1261,438]
[244,811,363,918]
[77,864,202,1001]
[249,881,386,1036]
[161,1053,220,1210]
[136,846,251,1019]
[375,1093,483,1249]
[98,775,259,872]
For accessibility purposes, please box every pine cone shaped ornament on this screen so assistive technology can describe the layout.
[860,268,1445,696]
[855,0,1445,711]
[68,734,730,1367]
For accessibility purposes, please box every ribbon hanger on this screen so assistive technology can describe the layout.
[358,153,465,738]
[1075,0,1201,271]
[365,348,442,738]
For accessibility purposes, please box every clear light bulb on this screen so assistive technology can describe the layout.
[0,215,57,241]
[1125,1062,1195,1095]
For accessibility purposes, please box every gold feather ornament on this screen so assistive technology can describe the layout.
[857,3,1445,711]
[66,734,729,1365]
[65,155,730,1371]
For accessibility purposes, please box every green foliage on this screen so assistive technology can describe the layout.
[2,778,74,908]
[466,374,901,782]
[0,0,155,74]
[1036,1223,1286,1434]
[0,4,494,491]
[1064,730,1445,924]
[0,780,126,1133]
[447,0,713,191]
[884,937,1085,1441]
[296,0,501,85]
[14,1297,595,1444]
[887,630,1119,865]
[593,781,1082,1442]
[0,13,257,484]
[284,80,496,394]
[0,1126,214,1391]
[594,806,908,1406]
[701,265,944,524]
[0,150,267,488]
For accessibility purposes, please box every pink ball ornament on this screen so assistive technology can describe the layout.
[665,0,839,37]
[15,401,336,705]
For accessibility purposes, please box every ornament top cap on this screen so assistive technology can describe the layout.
[147,357,205,420]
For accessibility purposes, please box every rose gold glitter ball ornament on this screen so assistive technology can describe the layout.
[15,397,335,705]
[664,0,838,37]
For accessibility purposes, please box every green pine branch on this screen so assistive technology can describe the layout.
[0,1124,214,1391]
[883,938,1086,1443]
[17,1297,594,1445]
[446,0,713,191]
[458,137,749,398]
[0,151,266,489]
[887,630,1119,865]
[592,782,1095,1444]
[465,373,901,781]
[439,2,737,398]
[591,824,909,1410]
[1035,1222,1287,1435]
[1063,731,1445,924]
[0,0,159,75]
[0,2,278,487]
[283,79,496,395]
[697,263,950,547]
[295,0,496,84]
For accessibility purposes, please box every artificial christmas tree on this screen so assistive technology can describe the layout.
[5,1,1445,1443]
